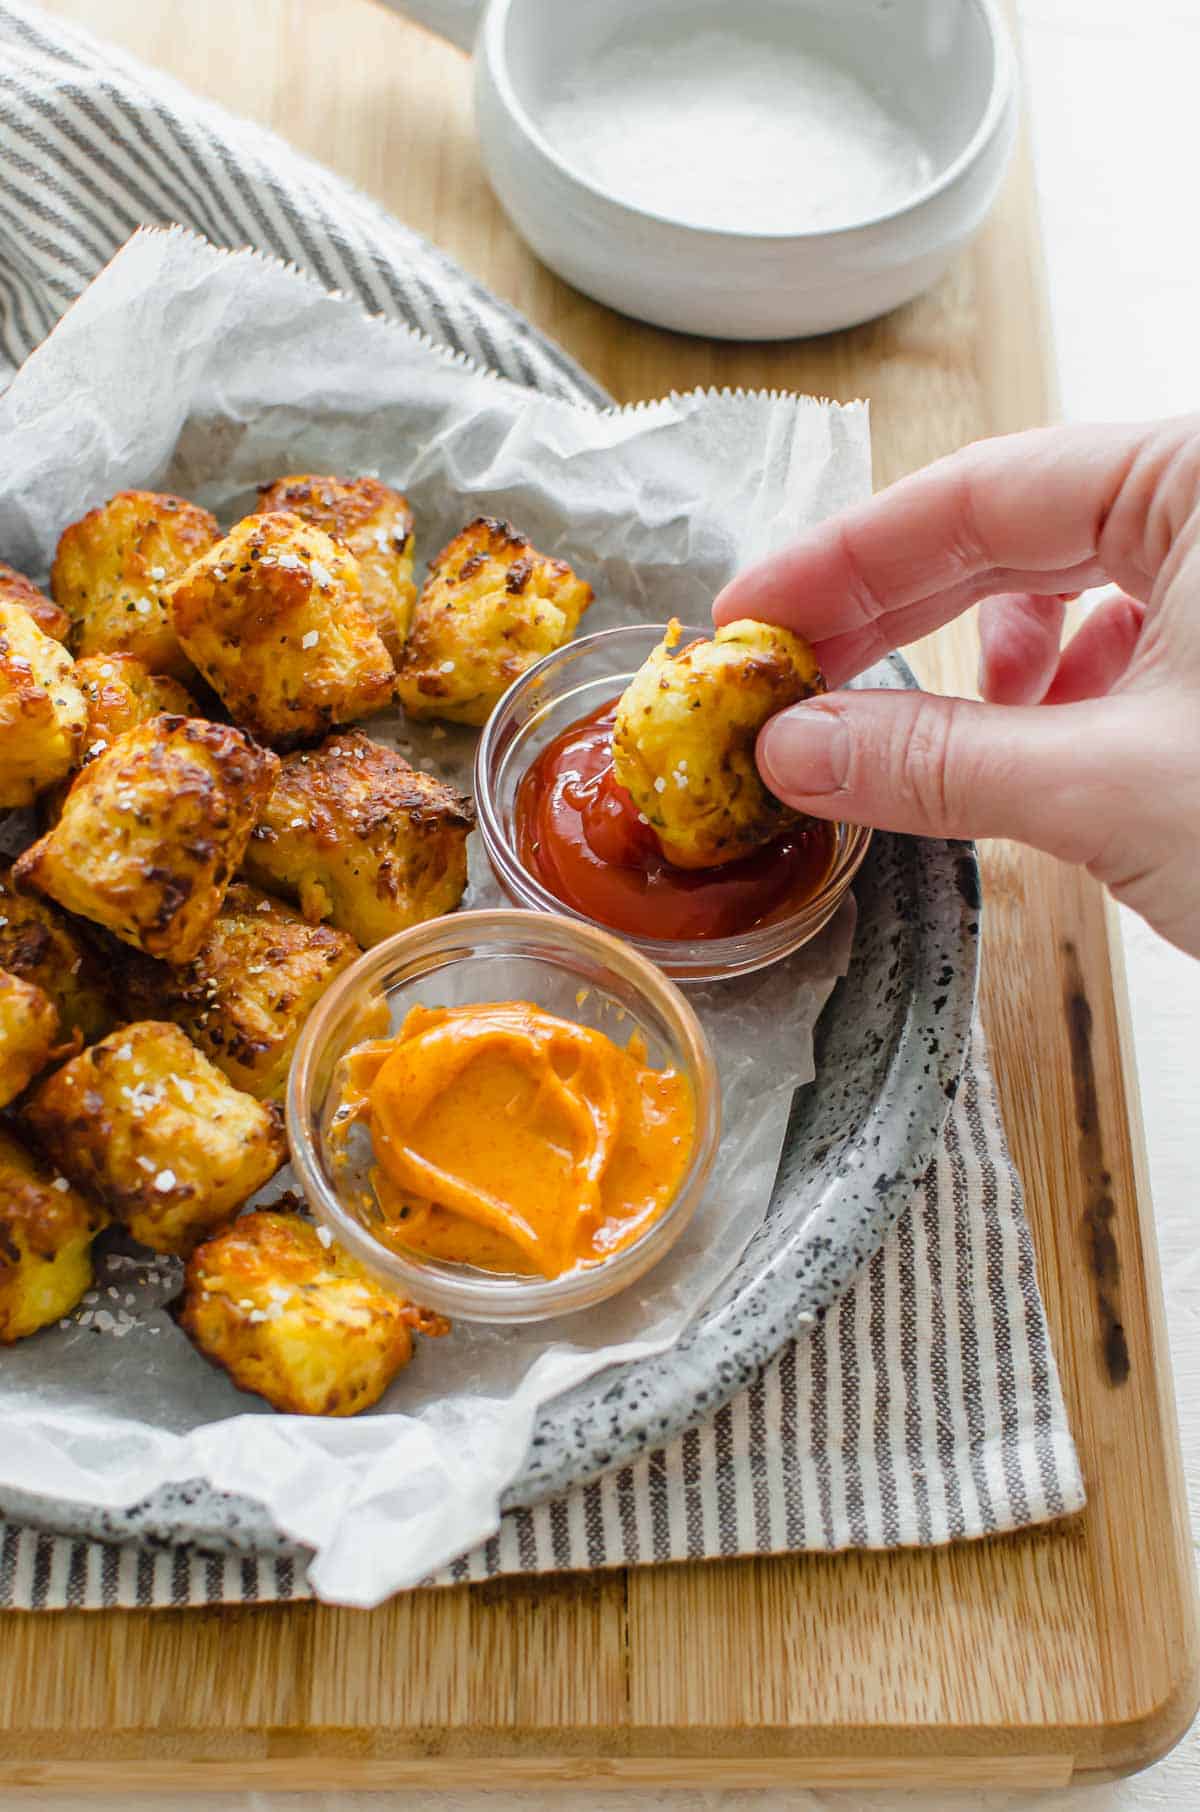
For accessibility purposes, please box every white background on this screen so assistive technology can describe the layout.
[10,0,1200,1805]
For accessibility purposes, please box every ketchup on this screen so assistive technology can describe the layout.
[515,700,834,941]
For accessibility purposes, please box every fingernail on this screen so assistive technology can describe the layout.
[759,703,849,798]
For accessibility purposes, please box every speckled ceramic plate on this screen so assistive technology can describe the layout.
[0,240,978,1560]
[3,683,979,1556]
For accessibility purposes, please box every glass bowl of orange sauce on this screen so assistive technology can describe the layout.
[287,908,720,1323]
[475,624,871,983]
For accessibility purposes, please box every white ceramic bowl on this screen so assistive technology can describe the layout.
[467,0,1015,338]
[460,0,1018,340]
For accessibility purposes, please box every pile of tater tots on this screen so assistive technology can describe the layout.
[0,478,592,1414]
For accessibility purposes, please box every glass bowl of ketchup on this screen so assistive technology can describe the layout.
[475,623,871,982]
[288,907,720,1323]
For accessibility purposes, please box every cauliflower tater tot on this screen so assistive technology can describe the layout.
[166,512,395,747]
[0,968,63,1107]
[179,1210,445,1415]
[0,1129,108,1343]
[0,561,70,643]
[50,490,218,678]
[242,728,474,947]
[117,883,360,1101]
[395,517,592,727]
[0,862,114,1041]
[41,653,200,822]
[26,1021,286,1256]
[0,602,87,809]
[612,618,825,869]
[14,716,278,965]
[257,474,417,661]
[72,653,199,758]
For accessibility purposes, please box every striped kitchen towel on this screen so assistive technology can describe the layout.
[1,1026,1084,1609]
[0,0,1083,1609]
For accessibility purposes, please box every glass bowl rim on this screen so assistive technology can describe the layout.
[286,905,722,1322]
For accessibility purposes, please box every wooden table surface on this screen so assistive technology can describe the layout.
[1,0,1197,1791]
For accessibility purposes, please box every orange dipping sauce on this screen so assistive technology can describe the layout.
[338,1001,695,1281]
[515,700,834,941]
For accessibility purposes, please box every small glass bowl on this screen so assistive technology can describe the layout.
[287,908,720,1324]
[475,623,871,983]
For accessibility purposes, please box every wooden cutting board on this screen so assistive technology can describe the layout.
[3,0,1197,1791]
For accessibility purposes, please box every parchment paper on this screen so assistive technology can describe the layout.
[0,228,870,1605]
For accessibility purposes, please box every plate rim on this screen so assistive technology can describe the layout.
[502,656,981,1511]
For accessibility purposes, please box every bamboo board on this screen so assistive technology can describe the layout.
[2,0,1197,1789]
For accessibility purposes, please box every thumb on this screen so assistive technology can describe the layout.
[757,689,1149,866]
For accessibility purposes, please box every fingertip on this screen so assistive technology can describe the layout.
[978,634,1036,707]
[977,593,1066,705]
[712,569,766,627]
[710,583,739,627]
[1041,589,1146,704]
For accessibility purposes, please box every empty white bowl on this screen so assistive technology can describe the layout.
[393,0,1019,340]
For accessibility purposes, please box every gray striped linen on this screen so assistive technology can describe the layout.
[1,1029,1084,1609]
[0,0,1083,1611]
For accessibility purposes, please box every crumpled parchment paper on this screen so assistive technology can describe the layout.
[0,228,870,1604]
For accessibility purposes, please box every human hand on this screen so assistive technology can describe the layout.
[713,418,1200,956]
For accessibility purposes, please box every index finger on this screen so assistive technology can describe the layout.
[712,419,1179,671]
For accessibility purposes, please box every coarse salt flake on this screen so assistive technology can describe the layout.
[653,777,666,794]
[154,1168,177,1193]
[133,598,152,615]
[301,629,319,650]
[149,565,166,581]
[51,1176,70,1193]
[316,1225,334,1248]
